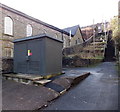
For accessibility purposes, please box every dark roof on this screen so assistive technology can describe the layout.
[63,25,79,37]
[13,33,63,43]
[0,3,69,36]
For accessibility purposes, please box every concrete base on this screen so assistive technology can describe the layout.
[2,72,90,110]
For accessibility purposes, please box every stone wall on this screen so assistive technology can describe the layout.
[2,58,13,73]
[62,56,103,68]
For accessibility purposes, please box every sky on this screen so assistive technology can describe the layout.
[1,0,119,29]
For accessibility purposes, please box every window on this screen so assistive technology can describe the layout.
[55,34,58,39]
[69,30,72,39]
[4,17,13,35]
[77,38,80,44]
[4,48,13,57]
[26,24,32,37]
[75,40,77,45]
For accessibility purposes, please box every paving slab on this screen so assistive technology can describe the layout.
[52,72,90,90]
[3,74,43,81]
[33,79,51,85]
[52,78,72,90]
[2,79,59,110]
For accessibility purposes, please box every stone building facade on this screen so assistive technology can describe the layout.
[63,25,84,47]
[0,3,70,58]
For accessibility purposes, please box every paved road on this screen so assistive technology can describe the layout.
[43,62,119,110]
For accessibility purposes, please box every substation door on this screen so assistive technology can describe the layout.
[15,39,43,75]
[26,40,41,74]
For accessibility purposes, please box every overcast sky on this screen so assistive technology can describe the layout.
[1,0,119,29]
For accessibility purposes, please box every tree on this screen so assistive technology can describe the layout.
[109,16,120,61]
[109,16,120,46]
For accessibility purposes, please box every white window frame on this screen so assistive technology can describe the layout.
[4,17,13,35]
[26,24,32,37]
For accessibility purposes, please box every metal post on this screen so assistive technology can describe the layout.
[104,20,107,42]
[103,20,107,56]
[69,30,71,46]
[93,19,95,57]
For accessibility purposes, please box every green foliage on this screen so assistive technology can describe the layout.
[110,16,120,51]
[110,16,120,39]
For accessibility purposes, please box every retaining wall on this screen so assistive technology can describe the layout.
[62,56,103,67]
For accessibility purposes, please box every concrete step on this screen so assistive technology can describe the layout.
[2,74,44,84]
[2,74,43,81]
[33,79,51,85]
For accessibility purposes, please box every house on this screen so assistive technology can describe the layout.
[63,25,84,47]
[0,3,71,73]
[0,3,70,59]
[81,26,93,40]
[81,22,110,40]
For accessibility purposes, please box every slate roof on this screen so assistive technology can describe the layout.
[0,3,69,36]
[13,33,63,43]
[63,25,79,37]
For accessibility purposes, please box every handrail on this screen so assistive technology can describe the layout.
[63,35,94,55]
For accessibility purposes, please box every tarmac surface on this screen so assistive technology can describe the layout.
[43,62,119,110]
[2,62,119,111]
[2,69,89,110]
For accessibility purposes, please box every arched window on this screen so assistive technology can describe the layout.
[4,17,13,35]
[55,34,58,39]
[26,24,32,37]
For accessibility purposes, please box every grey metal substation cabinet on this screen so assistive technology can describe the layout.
[13,34,63,75]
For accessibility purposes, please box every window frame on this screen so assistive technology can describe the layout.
[4,16,14,36]
[26,24,33,37]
